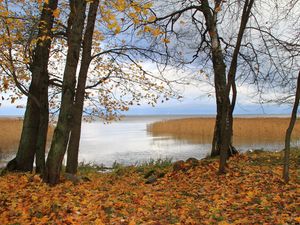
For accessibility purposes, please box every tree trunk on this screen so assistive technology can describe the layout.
[44,0,87,185]
[219,0,255,173]
[208,0,254,173]
[6,0,58,172]
[200,2,229,172]
[35,76,49,174]
[6,99,40,171]
[283,71,300,183]
[211,114,221,157]
[66,0,99,174]
[224,0,254,158]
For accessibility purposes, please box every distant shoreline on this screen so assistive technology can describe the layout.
[0,114,292,120]
[122,114,292,118]
[0,116,23,120]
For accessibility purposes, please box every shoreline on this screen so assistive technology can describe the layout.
[0,113,293,120]
[1,116,298,169]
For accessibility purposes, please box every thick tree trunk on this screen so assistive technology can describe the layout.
[7,99,40,171]
[44,0,87,185]
[283,71,300,183]
[6,0,58,172]
[66,0,99,174]
[35,77,49,174]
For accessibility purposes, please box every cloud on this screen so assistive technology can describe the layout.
[0,61,293,117]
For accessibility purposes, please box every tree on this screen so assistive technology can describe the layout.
[2,0,58,173]
[215,0,255,172]
[241,0,300,181]
[44,0,87,184]
[0,0,174,183]
[45,0,257,177]
[65,0,100,174]
[283,71,300,183]
[44,0,173,184]
[144,0,255,172]
[67,0,179,177]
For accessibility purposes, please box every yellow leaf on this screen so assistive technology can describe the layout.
[53,8,60,18]
[115,0,127,11]
[128,219,136,225]
[95,218,105,225]
[132,5,141,13]
[215,5,222,12]
[114,25,121,34]
[151,28,162,37]
[218,221,231,225]
[39,216,49,223]
[31,195,38,201]
[107,21,118,30]
[162,38,170,44]
[143,25,151,32]
[143,2,153,9]
[128,12,139,24]
[148,15,156,22]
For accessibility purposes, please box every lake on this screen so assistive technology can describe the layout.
[0,115,294,168]
[78,115,294,166]
[78,115,209,166]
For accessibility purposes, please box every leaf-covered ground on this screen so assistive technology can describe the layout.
[0,150,299,225]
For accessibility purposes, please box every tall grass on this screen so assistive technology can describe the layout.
[0,118,23,152]
[0,118,53,153]
[147,117,300,145]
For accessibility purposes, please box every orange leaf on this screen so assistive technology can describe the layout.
[128,219,136,225]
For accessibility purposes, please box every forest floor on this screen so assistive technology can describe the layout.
[0,149,299,225]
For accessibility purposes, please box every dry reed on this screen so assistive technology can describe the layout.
[148,117,300,145]
[0,118,53,153]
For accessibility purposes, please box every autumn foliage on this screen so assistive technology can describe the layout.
[0,150,299,224]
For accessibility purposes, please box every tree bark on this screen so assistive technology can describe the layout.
[6,0,58,172]
[224,0,254,156]
[206,0,254,173]
[44,0,87,185]
[66,0,99,174]
[200,2,229,172]
[283,71,300,183]
[35,76,49,174]
[219,0,255,173]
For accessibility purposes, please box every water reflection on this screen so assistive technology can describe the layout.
[149,133,290,151]
[0,116,296,167]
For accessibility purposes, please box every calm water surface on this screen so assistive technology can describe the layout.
[78,115,209,166]
[77,115,289,166]
[0,115,291,167]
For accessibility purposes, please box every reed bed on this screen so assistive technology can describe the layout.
[0,118,53,153]
[147,117,300,145]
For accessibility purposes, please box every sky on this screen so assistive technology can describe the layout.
[0,96,292,116]
[0,60,294,117]
[0,77,293,117]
